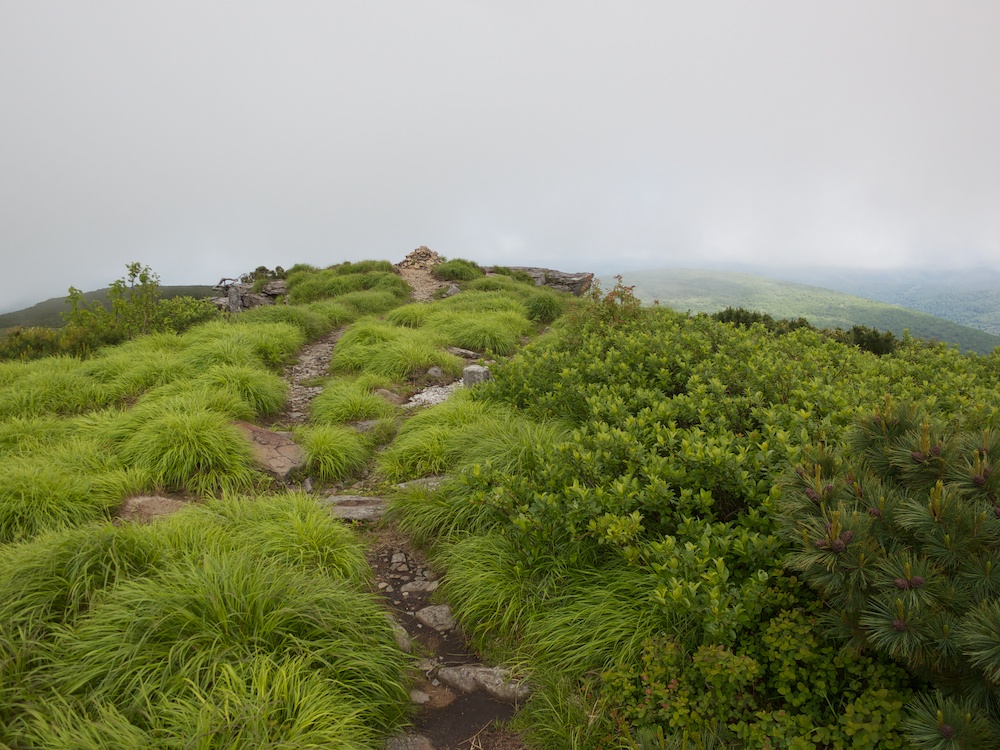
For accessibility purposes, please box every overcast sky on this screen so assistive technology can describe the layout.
[2,2,999,311]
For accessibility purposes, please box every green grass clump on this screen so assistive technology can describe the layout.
[524,289,567,323]
[0,365,112,418]
[0,415,80,457]
[465,275,525,294]
[432,258,484,282]
[0,454,123,544]
[311,379,397,424]
[378,392,563,482]
[384,304,433,328]
[335,290,403,316]
[180,321,304,370]
[305,300,356,328]
[195,364,288,417]
[332,319,462,380]
[235,304,332,341]
[0,494,409,746]
[329,259,396,275]
[117,407,260,495]
[286,269,409,305]
[431,311,531,355]
[297,424,371,481]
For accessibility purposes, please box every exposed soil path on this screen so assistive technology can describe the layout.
[276,328,344,425]
[268,261,528,749]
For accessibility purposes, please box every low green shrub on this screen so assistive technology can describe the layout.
[432,258,484,282]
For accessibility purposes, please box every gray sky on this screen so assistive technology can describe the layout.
[2,2,999,311]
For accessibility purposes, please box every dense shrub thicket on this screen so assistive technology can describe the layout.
[391,281,1000,748]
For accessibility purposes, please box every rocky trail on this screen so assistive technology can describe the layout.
[279,260,529,749]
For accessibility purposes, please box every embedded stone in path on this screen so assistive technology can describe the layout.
[318,494,387,521]
[234,422,304,480]
[386,614,412,653]
[394,476,446,492]
[437,665,531,704]
[462,364,491,387]
[117,495,190,523]
[415,604,456,632]
[385,733,435,750]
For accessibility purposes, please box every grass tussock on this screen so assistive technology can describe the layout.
[377,391,567,481]
[332,319,462,381]
[432,258,484,282]
[0,494,408,747]
[117,407,260,495]
[195,364,288,417]
[311,379,397,425]
[235,304,332,341]
[305,299,356,328]
[286,269,409,305]
[180,321,304,370]
[297,424,372,481]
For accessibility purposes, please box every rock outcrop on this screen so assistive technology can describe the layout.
[490,266,594,296]
[211,279,288,313]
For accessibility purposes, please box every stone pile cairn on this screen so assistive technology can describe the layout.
[395,246,443,272]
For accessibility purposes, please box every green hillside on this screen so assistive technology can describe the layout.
[615,268,1000,354]
[0,285,216,330]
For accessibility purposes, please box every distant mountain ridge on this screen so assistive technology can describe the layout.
[613,268,1000,355]
[0,286,216,330]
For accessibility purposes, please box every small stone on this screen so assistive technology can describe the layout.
[302,477,314,494]
[401,580,439,594]
[462,364,492,387]
[410,690,431,705]
[426,366,446,379]
[385,615,411,654]
[391,552,407,564]
[415,604,456,632]
[431,679,440,687]
[385,733,435,750]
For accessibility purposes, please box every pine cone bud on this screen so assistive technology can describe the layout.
[911,451,926,463]
[930,445,942,457]
[831,539,846,553]
[894,578,910,590]
[892,619,906,632]
[805,488,820,502]
[911,576,925,588]
[939,724,956,739]
[868,507,882,518]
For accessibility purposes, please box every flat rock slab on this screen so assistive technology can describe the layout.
[234,422,304,480]
[437,665,531,704]
[318,494,387,522]
[117,495,190,523]
[415,604,456,632]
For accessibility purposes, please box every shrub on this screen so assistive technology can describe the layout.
[780,398,1000,747]
[432,258,484,282]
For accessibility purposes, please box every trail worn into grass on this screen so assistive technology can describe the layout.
[277,327,344,424]
[273,314,528,748]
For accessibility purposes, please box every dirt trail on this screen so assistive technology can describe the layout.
[276,265,527,749]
